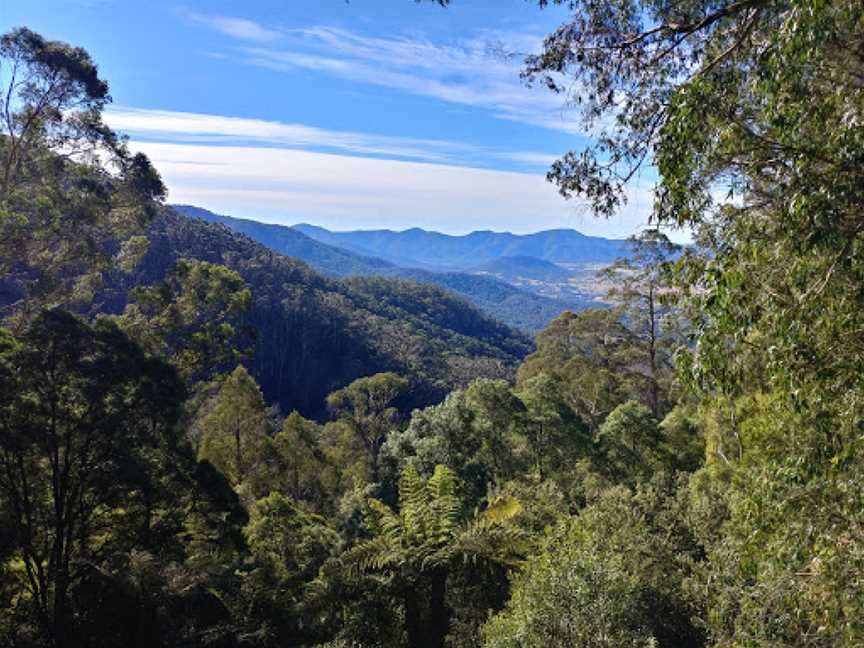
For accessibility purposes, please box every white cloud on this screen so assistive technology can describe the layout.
[131,140,661,239]
[188,13,281,42]
[229,25,585,135]
[105,107,560,169]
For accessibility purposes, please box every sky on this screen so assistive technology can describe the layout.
[1,0,668,239]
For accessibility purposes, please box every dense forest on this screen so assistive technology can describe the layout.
[1,0,863,646]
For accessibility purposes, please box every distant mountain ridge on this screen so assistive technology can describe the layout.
[292,222,630,270]
[174,205,602,331]
[174,205,395,276]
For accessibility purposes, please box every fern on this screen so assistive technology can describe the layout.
[399,463,429,542]
[340,463,531,584]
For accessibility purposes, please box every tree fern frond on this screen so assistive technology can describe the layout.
[456,516,533,568]
[341,536,401,578]
[427,465,461,544]
[482,494,523,523]
[367,498,402,541]
[399,463,429,541]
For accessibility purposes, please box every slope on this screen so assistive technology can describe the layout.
[99,208,533,419]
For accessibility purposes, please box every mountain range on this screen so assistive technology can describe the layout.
[173,205,623,331]
[291,222,629,270]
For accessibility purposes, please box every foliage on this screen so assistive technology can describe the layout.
[241,492,342,645]
[333,464,532,648]
[518,309,659,429]
[95,207,532,419]
[0,310,184,646]
[0,28,164,321]
[197,365,272,498]
[524,0,864,644]
[482,480,704,648]
[600,229,682,416]
[327,372,410,480]
[113,259,253,383]
[3,8,864,647]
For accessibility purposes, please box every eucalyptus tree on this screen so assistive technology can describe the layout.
[326,372,409,481]
[601,229,682,417]
[0,28,164,320]
[197,365,272,497]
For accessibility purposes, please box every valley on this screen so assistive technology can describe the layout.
[174,204,621,331]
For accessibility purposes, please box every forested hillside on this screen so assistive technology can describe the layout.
[97,208,532,418]
[2,1,864,647]
[173,204,397,277]
[176,204,593,331]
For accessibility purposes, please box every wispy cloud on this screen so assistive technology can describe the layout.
[188,13,281,42]
[193,19,584,135]
[105,107,562,169]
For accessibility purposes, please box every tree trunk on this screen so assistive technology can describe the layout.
[427,568,449,648]
[403,571,449,648]
[404,588,424,648]
[647,283,660,417]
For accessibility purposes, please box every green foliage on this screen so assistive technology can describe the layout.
[3,6,864,646]
[104,207,531,419]
[176,205,588,333]
[271,412,333,509]
[482,480,704,648]
[333,463,531,648]
[600,230,683,416]
[0,28,164,320]
[518,309,661,430]
[197,365,272,498]
[596,401,665,485]
[380,379,529,506]
[114,259,253,383]
[0,310,184,646]
[327,372,410,477]
[242,492,342,644]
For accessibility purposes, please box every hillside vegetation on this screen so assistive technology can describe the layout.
[1,2,863,647]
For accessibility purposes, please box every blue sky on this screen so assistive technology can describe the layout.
[2,0,664,238]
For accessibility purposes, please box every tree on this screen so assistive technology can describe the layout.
[197,365,271,497]
[271,412,333,510]
[482,480,704,648]
[0,310,184,647]
[114,258,254,384]
[336,464,531,648]
[242,492,342,645]
[326,372,409,481]
[601,229,682,417]
[515,374,591,481]
[380,379,528,507]
[0,28,164,321]
[595,401,665,486]
[517,309,650,430]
